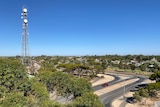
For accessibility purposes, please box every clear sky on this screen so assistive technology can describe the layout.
[0,0,160,56]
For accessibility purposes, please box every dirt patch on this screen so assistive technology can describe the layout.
[126,97,160,107]
[91,74,114,87]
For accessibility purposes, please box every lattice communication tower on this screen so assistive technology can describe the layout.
[21,7,30,66]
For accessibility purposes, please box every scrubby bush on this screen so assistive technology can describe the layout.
[133,91,142,102]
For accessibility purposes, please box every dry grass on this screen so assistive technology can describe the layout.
[106,67,153,76]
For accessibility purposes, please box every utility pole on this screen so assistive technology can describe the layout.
[123,79,126,98]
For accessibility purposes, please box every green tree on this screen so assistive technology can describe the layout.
[118,61,125,69]
[94,65,103,74]
[139,88,149,97]
[1,92,27,107]
[101,59,108,70]
[38,70,93,98]
[71,92,104,107]
[31,81,49,101]
[133,91,142,102]
[149,70,160,82]
[58,64,90,77]
[136,55,143,63]
[129,64,136,72]
[38,70,74,100]
[139,64,146,71]
[0,58,27,97]
[72,78,93,98]
[26,94,38,107]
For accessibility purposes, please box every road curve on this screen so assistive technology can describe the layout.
[94,73,137,92]
[93,74,120,91]
[99,77,146,107]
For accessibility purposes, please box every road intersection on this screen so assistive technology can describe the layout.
[92,72,148,107]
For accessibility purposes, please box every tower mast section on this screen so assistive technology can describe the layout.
[21,8,30,66]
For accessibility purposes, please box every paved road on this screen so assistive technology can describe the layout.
[99,77,146,107]
[93,73,136,92]
[93,74,120,91]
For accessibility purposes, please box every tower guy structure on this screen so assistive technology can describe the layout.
[21,7,30,66]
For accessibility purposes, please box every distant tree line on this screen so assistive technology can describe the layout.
[37,55,160,76]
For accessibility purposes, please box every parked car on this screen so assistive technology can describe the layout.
[126,97,137,104]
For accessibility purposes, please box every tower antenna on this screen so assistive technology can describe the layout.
[21,7,31,67]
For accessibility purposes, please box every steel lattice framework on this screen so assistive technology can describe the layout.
[21,8,30,66]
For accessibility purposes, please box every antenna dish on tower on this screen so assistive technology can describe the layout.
[24,19,28,23]
[23,8,27,13]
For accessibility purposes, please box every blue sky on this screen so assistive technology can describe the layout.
[0,0,160,56]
